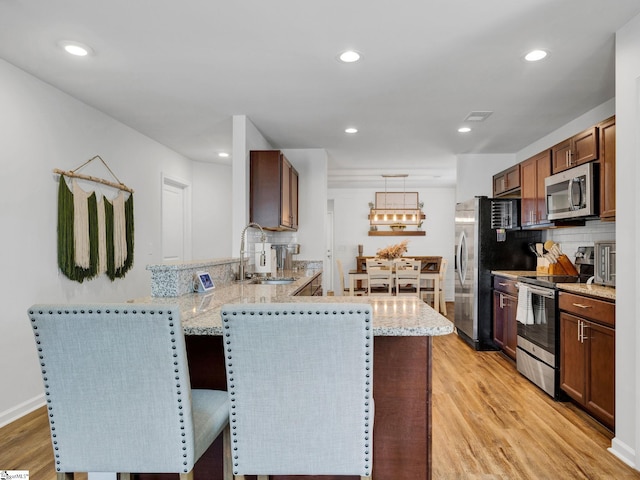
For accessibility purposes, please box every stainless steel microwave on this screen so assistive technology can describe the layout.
[545,163,596,220]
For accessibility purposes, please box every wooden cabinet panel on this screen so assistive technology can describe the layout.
[559,291,615,327]
[551,126,598,174]
[599,116,616,220]
[520,150,551,227]
[560,292,615,430]
[493,276,518,360]
[250,150,299,231]
[586,321,615,428]
[560,312,586,403]
[493,164,521,197]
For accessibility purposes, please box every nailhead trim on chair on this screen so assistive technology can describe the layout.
[28,307,191,474]
[222,307,372,476]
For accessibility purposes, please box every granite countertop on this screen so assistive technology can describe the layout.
[557,283,616,301]
[491,270,537,279]
[492,270,615,301]
[130,269,453,337]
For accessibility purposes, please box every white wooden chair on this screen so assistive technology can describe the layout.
[366,258,394,295]
[337,258,366,296]
[395,259,422,297]
[423,258,448,314]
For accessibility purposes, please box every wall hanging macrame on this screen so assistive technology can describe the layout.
[54,156,135,282]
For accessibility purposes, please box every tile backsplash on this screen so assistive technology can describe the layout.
[544,219,615,260]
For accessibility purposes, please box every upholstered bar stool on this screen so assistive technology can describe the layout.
[27,304,231,480]
[221,303,374,480]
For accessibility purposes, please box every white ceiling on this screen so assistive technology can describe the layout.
[1,0,638,188]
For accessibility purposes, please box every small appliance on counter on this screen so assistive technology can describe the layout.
[272,243,300,271]
[574,245,595,280]
[594,241,616,287]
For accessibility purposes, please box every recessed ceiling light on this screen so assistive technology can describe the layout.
[524,49,548,62]
[218,152,230,158]
[338,50,361,63]
[59,40,93,57]
[458,127,471,133]
[345,127,358,134]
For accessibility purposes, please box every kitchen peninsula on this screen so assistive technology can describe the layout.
[133,259,453,480]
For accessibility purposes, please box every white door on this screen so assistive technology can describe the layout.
[162,176,191,263]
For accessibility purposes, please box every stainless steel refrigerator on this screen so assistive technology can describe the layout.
[454,197,541,350]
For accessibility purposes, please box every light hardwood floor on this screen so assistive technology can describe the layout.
[1,302,639,479]
[433,303,640,479]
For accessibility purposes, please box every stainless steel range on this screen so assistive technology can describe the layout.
[515,247,594,399]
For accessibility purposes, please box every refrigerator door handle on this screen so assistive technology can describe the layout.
[457,230,467,285]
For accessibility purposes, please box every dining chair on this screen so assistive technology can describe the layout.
[336,258,366,296]
[27,304,231,480]
[221,303,373,480]
[366,258,394,295]
[395,259,422,297]
[423,258,448,314]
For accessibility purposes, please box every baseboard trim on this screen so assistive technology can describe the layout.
[609,437,637,470]
[0,394,45,428]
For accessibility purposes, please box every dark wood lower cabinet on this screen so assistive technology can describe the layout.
[560,310,615,430]
[138,335,433,480]
[492,276,518,360]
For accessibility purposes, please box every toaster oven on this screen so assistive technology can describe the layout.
[594,241,616,287]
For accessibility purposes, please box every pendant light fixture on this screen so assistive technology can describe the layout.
[369,175,424,228]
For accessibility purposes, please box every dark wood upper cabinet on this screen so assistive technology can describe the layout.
[493,164,521,197]
[520,149,551,227]
[551,126,598,174]
[598,116,616,220]
[250,150,299,231]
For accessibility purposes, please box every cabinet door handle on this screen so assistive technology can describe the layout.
[498,282,508,286]
[572,303,592,309]
[578,320,584,343]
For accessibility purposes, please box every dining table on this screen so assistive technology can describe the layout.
[348,268,441,313]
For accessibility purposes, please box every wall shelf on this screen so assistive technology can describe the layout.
[368,231,425,236]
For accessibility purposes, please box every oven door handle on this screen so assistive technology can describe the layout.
[516,283,555,298]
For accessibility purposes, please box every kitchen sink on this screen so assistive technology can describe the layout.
[250,277,296,285]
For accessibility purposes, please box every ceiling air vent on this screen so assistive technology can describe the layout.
[464,111,493,122]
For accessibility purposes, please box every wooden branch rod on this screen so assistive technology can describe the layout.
[53,169,134,194]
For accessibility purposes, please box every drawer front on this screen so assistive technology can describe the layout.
[493,276,519,296]
[559,291,615,327]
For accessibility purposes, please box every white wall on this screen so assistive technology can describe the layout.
[328,186,456,300]
[192,160,233,259]
[281,148,328,263]
[456,153,516,202]
[0,59,230,426]
[610,13,640,468]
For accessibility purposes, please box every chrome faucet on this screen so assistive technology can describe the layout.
[239,222,266,280]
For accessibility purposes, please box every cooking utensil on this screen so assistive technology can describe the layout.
[528,243,540,257]
[544,240,556,252]
[536,243,544,257]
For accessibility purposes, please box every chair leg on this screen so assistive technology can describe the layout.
[223,425,232,480]
[57,474,73,480]
[117,475,131,480]
[440,291,447,315]
[257,476,269,480]
[179,471,194,480]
